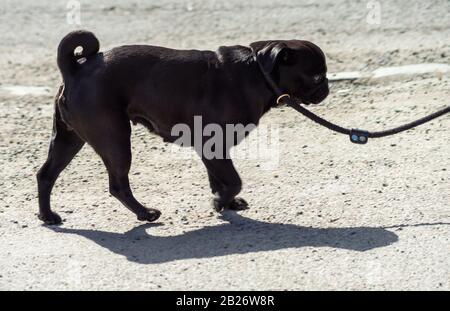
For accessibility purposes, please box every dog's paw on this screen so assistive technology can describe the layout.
[212,197,249,212]
[38,212,63,225]
[227,197,249,211]
[137,208,161,222]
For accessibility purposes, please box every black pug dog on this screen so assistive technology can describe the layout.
[37,30,329,225]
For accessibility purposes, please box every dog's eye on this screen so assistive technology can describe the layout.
[313,74,324,84]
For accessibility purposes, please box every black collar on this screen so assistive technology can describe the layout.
[253,54,287,102]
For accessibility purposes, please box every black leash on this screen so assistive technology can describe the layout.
[256,59,450,144]
[285,97,450,144]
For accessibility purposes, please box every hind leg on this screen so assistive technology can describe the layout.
[86,116,161,222]
[37,110,85,225]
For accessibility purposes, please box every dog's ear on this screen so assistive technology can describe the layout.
[250,41,293,73]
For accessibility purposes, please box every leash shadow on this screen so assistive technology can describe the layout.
[48,211,400,264]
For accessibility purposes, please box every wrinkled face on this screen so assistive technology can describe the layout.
[252,40,329,105]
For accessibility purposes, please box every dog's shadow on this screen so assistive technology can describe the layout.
[46,211,408,264]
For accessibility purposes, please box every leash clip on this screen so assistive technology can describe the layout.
[350,129,369,144]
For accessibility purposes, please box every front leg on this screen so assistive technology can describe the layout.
[202,158,249,212]
[206,169,221,196]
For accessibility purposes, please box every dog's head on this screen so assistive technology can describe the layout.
[251,40,329,105]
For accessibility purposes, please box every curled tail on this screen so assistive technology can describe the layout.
[57,30,99,82]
